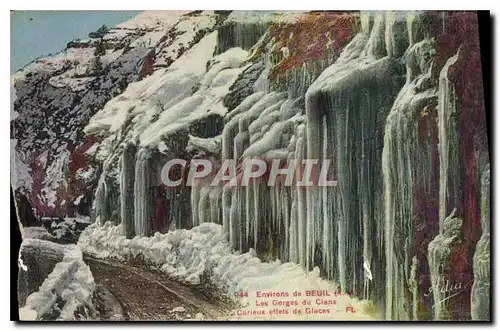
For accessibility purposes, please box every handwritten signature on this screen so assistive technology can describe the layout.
[423,276,473,308]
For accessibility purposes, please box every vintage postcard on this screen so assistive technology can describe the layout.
[11,10,490,321]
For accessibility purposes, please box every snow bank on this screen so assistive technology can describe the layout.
[19,240,95,321]
[79,222,378,320]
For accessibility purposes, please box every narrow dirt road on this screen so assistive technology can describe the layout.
[85,257,233,321]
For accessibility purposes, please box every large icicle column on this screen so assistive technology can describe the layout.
[162,156,191,231]
[134,148,156,237]
[95,179,107,225]
[95,169,121,226]
[427,49,468,321]
[437,51,462,230]
[384,12,489,321]
[188,134,223,229]
[428,13,488,320]
[221,91,289,252]
[382,19,440,320]
[120,143,136,239]
[470,164,490,320]
[306,12,407,302]
[426,11,489,321]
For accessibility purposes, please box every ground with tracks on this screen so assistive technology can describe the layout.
[85,257,234,321]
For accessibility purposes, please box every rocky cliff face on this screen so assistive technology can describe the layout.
[12,10,489,320]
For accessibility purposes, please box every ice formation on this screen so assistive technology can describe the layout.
[12,10,488,321]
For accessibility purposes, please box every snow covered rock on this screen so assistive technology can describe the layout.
[18,239,95,320]
[22,227,57,242]
[11,10,198,219]
[46,216,92,243]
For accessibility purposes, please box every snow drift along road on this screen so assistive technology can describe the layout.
[78,222,378,320]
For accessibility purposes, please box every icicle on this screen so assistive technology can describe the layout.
[360,11,372,35]
[198,186,211,225]
[321,115,332,280]
[95,178,106,225]
[438,48,461,229]
[295,133,307,268]
[120,143,136,239]
[134,148,155,237]
[222,185,232,235]
[427,48,465,321]
[245,181,254,247]
[253,177,260,250]
[289,187,298,263]
[191,184,200,227]
[361,11,386,58]
[406,12,418,46]
[209,187,222,224]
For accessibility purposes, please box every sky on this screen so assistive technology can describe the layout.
[10,11,141,73]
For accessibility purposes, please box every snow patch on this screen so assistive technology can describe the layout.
[171,306,186,313]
